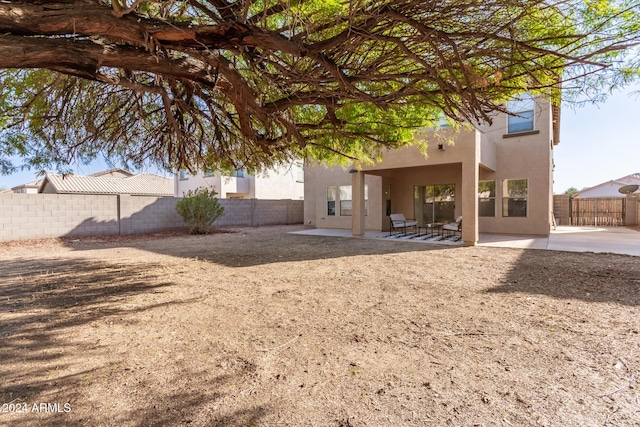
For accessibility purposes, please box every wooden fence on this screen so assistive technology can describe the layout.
[570,198,625,226]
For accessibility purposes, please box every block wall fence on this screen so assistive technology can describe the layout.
[552,194,570,226]
[0,193,303,242]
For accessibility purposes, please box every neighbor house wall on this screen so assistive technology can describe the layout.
[175,172,224,197]
[253,164,304,200]
[175,164,304,200]
[0,194,303,242]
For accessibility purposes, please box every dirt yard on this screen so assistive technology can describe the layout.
[1,225,639,427]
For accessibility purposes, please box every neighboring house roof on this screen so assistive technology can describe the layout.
[89,168,135,178]
[11,179,43,192]
[39,172,174,196]
[574,173,640,198]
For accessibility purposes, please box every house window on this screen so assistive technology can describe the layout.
[179,170,189,180]
[203,168,214,177]
[327,185,368,217]
[232,169,245,178]
[502,179,528,217]
[478,180,496,217]
[385,184,391,217]
[431,114,450,129]
[507,94,535,134]
[339,186,352,216]
[296,162,304,183]
[327,187,336,216]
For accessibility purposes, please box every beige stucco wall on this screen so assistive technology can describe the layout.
[304,97,556,236]
[303,164,383,231]
[477,98,554,235]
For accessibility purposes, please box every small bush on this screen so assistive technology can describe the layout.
[175,188,225,234]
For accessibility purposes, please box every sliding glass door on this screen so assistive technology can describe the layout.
[414,184,455,226]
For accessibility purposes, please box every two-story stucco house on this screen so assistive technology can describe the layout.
[304,95,559,246]
[175,163,305,199]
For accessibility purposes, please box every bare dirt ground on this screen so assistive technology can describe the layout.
[1,225,639,427]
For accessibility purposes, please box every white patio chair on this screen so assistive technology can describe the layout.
[389,213,418,236]
[442,216,462,237]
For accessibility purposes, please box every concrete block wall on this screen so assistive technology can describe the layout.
[627,194,639,226]
[215,199,304,227]
[120,195,185,234]
[253,199,303,226]
[215,199,253,227]
[0,194,303,242]
[0,193,119,241]
[553,194,570,226]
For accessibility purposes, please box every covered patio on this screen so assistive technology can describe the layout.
[348,136,487,246]
[293,226,640,257]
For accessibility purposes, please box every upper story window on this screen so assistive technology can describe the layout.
[437,115,451,129]
[203,168,214,177]
[295,162,304,183]
[507,94,535,134]
[232,169,245,178]
[178,170,189,180]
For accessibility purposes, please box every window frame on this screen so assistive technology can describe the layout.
[326,185,368,217]
[413,184,456,225]
[506,94,535,134]
[327,186,336,216]
[339,185,353,216]
[178,170,189,180]
[295,162,304,183]
[478,180,496,217]
[502,178,528,217]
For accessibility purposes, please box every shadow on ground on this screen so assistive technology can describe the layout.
[486,250,640,306]
[0,256,269,426]
[62,227,453,268]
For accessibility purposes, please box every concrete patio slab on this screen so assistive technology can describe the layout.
[292,226,640,256]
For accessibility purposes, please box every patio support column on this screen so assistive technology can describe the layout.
[352,170,366,236]
[461,134,480,246]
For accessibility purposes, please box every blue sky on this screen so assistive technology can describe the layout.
[1,86,638,192]
[0,157,172,190]
[553,83,640,193]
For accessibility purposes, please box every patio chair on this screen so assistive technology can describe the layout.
[389,213,418,236]
[442,216,462,238]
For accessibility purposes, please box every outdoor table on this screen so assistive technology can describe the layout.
[419,223,442,237]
